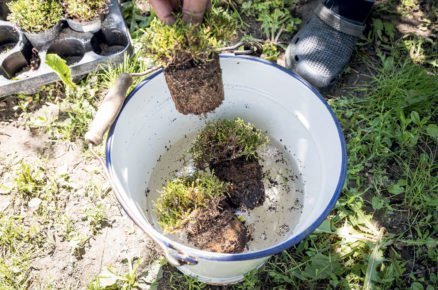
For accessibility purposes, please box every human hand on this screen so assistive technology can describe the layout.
[149,0,210,25]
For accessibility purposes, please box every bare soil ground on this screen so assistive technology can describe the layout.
[0,115,159,288]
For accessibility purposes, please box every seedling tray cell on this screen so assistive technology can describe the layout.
[0,0,132,98]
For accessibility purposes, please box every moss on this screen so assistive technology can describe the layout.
[154,172,228,233]
[141,6,237,67]
[190,118,269,167]
[8,0,63,33]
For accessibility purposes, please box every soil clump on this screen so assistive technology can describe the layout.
[212,156,265,209]
[164,55,224,115]
[184,201,249,253]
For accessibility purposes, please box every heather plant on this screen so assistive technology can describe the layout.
[141,6,237,67]
[63,0,108,22]
[154,172,228,233]
[190,118,269,166]
[8,0,63,33]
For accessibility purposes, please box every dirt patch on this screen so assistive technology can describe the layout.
[164,55,224,115]
[0,122,158,288]
[212,156,265,209]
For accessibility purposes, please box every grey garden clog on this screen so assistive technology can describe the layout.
[286,4,365,89]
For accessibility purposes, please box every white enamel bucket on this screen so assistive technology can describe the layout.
[105,55,347,285]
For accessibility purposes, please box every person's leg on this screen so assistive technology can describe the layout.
[323,0,374,23]
[285,0,374,89]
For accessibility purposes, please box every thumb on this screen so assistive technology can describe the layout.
[149,0,178,24]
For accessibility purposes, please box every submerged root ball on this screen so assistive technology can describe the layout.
[212,156,265,209]
[186,208,249,253]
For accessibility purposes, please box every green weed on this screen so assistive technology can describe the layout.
[98,52,151,91]
[240,0,300,60]
[241,0,300,42]
[154,264,207,290]
[53,83,98,141]
[87,257,144,290]
[83,203,108,235]
[14,162,47,199]
[53,51,153,141]
[46,53,76,89]
[328,57,437,288]
[402,36,437,69]
[122,0,153,38]
[0,159,76,288]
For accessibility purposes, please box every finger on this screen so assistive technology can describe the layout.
[182,0,210,24]
[169,0,181,10]
[149,0,176,24]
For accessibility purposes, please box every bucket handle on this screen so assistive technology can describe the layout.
[84,73,133,145]
[166,244,198,266]
[85,66,161,146]
[85,72,198,267]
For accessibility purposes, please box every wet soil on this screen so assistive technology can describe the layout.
[212,156,265,210]
[184,202,249,253]
[164,55,224,115]
[178,155,265,253]
[0,123,158,288]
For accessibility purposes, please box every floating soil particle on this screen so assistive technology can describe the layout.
[212,156,265,209]
[164,55,224,115]
[185,205,249,253]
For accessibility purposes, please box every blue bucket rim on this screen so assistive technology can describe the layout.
[105,55,347,261]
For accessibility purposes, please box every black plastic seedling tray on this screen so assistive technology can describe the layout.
[0,0,132,98]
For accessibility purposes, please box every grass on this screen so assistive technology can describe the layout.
[190,118,269,166]
[0,214,45,289]
[0,156,112,288]
[0,0,436,288]
[154,172,228,233]
[87,257,144,290]
[0,160,67,289]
